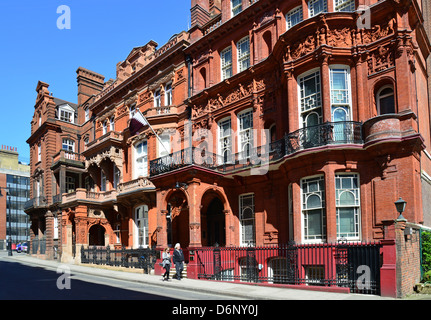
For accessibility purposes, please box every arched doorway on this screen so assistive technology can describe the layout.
[206,198,225,247]
[89,224,105,246]
[166,190,189,248]
[201,193,226,247]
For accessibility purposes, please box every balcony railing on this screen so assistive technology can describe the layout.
[149,121,363,176]
[61,189,117,205]
[24,196,48,211]
[85,131,123,151]
[117,177,154,195]
[52,150,85,167]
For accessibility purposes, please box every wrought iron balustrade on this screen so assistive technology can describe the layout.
[80,245,160,273]
[193,240,381,295]
[149,121,363,176]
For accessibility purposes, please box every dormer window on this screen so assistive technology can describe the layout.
[58,104,75,123]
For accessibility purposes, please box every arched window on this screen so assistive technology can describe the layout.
[376,85,395,115]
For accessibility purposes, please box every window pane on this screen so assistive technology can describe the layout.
[337,208,355,234]
[379,95,395,114]
[307,209,322,236]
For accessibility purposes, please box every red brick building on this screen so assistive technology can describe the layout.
[26,0,431,296]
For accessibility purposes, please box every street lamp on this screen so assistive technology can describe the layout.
[394,197,407,221]
[0,187,12,256]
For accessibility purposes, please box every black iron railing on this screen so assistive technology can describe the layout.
[80,245,160,274]
[149,121,363,176]
[193,240,381,295]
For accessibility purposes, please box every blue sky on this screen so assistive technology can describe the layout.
[0,0,190,163]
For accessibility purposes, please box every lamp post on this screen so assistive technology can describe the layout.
[394,197,407,221]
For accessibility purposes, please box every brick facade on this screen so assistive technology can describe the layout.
[25,0,431,296]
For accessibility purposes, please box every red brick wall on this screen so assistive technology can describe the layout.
[395,222,422,298]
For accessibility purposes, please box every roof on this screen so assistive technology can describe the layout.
[53,97,78,111]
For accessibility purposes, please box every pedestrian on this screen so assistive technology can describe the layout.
[162,247,171,281]
[172,243,184,280]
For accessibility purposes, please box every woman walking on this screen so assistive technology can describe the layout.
[162,247,171,281]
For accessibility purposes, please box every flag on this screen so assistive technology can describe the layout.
[129,109,149,136]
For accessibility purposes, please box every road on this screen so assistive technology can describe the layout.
[0,259,243,300]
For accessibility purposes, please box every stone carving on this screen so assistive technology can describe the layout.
[367,44,395,75]
[288,17,397,62]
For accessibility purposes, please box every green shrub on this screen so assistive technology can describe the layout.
[422,231,431,275]
[424,270,431,283]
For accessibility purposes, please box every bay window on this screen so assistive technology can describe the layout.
[221,46,233,80]
[335,173,361,240]
[330,66,352,142]
[286,6,303,29]
[301,175,326,242]
[231,0,242,17]
[309,0,327,18]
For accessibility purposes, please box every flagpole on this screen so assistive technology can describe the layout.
[137,109,170,155]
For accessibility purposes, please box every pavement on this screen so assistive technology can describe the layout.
[0,251,397,300]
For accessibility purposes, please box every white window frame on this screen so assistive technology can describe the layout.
[335,173,361,240]
[237,109,254,160]
[100,170,107,192]
[85,108,90,122]
[110,116,115,131]
[102,120,107,135]
[113,166,120,189]
[298,69,322,128]
[134,205,149,248]
[37,144,41,162]
[221,46,233,81]
[165,82,172,106]
[154,89,161,108]
[334,0,355,12]
[129,104,136,119]
[134,140,148,179]
[301,175,326,243]
[62,138,75,152]
[231,0,242,17]
[66,176,75,193]
[218,117,233,164]
[239,193,255,247]
[58,105,75,123]
[237,36,250,73]
[286,5,303,29]
[308,0,327,18]
[53,216,58,240]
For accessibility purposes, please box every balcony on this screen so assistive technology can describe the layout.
[149,121,363,176]
[117,177,155,196]
[24,196,48,211]
[51,150,85,170]
[61,188,117,206]
[83,131,123,156]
